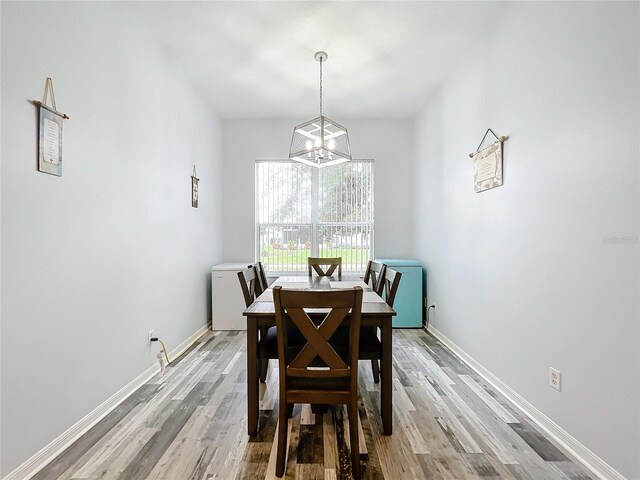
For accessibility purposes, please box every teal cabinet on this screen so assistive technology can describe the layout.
[375,259,423,328]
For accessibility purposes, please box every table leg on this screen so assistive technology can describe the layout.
[381,318,392,435]
[247,316,259,435]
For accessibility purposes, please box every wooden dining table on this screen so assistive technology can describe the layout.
[242,275,396,436]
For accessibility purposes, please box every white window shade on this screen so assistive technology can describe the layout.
[256,160,374,274]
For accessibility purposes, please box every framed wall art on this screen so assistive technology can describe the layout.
[469,128,509,193]
[191,165,199,208]
[32,78,69,177]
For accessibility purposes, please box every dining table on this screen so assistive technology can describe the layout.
[242,275,396,436]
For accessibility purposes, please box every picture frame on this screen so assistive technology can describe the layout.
[33,78,69,177]
[473,140,503,192]
[191,166,199,208]
[469,128,508,193]
[37,104,64,176]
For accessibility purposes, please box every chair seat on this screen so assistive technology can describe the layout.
[259,326,306,357]
[333,326,382,358]
[355,327,382,355]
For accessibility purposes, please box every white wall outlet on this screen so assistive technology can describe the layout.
[549,367,561,391]
[147,329,155,344]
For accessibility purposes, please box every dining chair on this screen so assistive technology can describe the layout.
[379,267,402,308]
[363,260,386,295]
[362,260,386,381]
[273,285,363,479]
[362,266,402,383]
[255,261,269,293]
[253,261,272,381]
[307,256,342,276]
[238,265,262,306]
[238,266,274,383]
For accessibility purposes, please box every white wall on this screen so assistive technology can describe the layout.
[0,3,224,476]
[222,119,414,263]
[413,2,639,478]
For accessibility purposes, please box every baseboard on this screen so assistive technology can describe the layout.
[427,326,626,480]
[3,324,210,480]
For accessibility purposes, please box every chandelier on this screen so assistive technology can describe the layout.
[289,51,352,168]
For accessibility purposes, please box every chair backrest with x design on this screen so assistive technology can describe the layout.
[380,267,402,308]
[237,265,262,308]
[273,286,362,393]
[255,261,269,292]
[307,257,342,277]
[363,260,386,295]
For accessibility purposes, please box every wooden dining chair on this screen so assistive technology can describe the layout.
[255,261,269,293]
[238,266,273,383]
[273,285,363,479]
[362,267,402,383]
[253,261,273,381]
[307,256,342,276]
[238,265,262,306]
[363,260,386,295]
[380,267,402,307]
[362,260,386,381]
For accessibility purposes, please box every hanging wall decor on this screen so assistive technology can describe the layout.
[191,165,199,208]
[469,128,509,193]
[32,77,69,177]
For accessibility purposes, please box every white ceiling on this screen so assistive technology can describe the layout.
[132,1,511,119]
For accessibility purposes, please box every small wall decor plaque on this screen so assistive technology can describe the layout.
[191,165,199,208]
[32,77,69,177]
[469,128,509,193]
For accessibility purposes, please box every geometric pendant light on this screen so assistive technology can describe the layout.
[289,51,352,168]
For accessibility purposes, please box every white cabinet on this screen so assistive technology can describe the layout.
[211,263,251,331]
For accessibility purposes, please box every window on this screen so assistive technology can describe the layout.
[256,160,374,274]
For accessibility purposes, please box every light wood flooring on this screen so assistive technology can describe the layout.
[33,330,594,480]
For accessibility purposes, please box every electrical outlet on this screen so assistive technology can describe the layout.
[549,367,561,391]
[148,329,155,344]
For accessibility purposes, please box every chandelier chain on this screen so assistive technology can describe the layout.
[319,57,323,117]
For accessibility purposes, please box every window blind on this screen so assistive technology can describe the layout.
[256,160,374,274]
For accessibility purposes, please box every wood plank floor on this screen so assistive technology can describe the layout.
[33,330,595,480]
